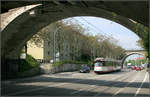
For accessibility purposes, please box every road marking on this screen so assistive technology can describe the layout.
[75,71,134,97]
[69,73,124,95]
[4,70,132,96]
[6,82,66,96]
[7,78,88,96]
[94,71,137,97]
[134,72,148,97]
[113,72,139,96]
[6,74,102,96]
[70,89,83,94]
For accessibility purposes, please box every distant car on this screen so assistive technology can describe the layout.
[131,66,136,70]
[80,66,90,73]
[140,66,144,70]
[136,67,141,71]
[127,65,132,69]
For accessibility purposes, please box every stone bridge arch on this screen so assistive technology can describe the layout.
[1,1,149,78]
[1,1,148,60]
[121,51,146,67]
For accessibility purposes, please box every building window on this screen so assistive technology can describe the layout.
[48,51,50,55]
[48,41,50,46]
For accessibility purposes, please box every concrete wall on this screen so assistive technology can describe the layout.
[17,67,40,77]
[40,63,81,74]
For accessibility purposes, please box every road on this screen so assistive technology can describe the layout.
[1,69,150,96]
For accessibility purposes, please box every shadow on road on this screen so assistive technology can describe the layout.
[1,71,149,96]
[1,83,149,96]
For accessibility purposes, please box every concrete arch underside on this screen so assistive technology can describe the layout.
[1,3,147,59]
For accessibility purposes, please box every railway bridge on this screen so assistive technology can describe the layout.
[121,50,147,67]
[125,50,146,57]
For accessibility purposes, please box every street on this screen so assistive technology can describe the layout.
[1,70,150,96]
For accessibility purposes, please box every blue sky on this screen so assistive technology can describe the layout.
[63,16,143,50]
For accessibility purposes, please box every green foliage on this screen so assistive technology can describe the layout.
[51,60,89,67]
[28,20,126,62]
[19,54,40,72]
[126,59,146,66]
[112,12,117,22]
[136,23,149,57]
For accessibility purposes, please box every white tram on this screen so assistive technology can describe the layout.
[94,58,121,74]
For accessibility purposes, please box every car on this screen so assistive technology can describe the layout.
[127,65,132,69]
[80,65,90,73]
[136,67,141,71]
[140,66,144,70]
[131,66,136,70]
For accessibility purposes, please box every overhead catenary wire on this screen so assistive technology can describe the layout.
[64,17,117,44]
[79,17,113,37]
[71,18,107,37]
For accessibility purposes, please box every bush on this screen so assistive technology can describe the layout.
[19,54,40,72]
[51,60,89,67]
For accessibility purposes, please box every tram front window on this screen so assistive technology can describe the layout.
[94,62,103,66]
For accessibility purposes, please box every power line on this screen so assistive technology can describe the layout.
[66,18,97,35]
[79,17,113,37]
[71,17,106,37]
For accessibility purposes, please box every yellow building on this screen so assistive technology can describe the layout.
[27,41,44,60]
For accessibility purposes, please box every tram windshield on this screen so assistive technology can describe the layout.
[94,62,103,66]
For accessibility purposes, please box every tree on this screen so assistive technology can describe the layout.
[136,23,149,58]
[27,19,126,62]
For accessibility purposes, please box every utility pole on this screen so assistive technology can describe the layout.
[53,27,56,63]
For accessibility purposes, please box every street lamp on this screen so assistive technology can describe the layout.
[53,26,61,63]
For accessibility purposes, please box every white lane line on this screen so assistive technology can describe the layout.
[69,74,107,95]
[134,72,148,97]
[70,84,97,95]
[93,71,136,97]
[113,72,139,96]
[5,71,132,96]
[69,75,105,95]
[7,78,87,96]
[94,72,136,97]
[6,74,100,96]
[69,73,125,95]
[70,89,83,94]
[81,71,135,97]
[6,82,66,96]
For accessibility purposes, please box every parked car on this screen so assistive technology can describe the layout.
[80,65,90,73]
[136,67,141,71]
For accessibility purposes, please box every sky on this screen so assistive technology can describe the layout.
[63,16,143,50]
[62,16,144,60]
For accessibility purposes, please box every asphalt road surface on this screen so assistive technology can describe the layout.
[1,69,150,96]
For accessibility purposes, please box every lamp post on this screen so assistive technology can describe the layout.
[53,26,61,63]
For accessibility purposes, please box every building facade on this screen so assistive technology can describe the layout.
[27,23,73,62]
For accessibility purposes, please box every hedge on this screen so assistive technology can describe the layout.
[19,54,40,72]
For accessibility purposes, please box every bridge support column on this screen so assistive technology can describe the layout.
[1,56,20,80]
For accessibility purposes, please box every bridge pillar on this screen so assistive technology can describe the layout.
[1,55,20,79]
